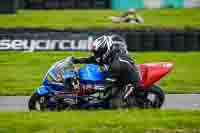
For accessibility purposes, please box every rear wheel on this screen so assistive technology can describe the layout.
[127,85,165,109]
[146,85,165,108]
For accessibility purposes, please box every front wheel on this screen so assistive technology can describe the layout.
[28,92,49,111]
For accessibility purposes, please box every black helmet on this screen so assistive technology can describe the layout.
[92,35,112,63]
[92,35,128,63]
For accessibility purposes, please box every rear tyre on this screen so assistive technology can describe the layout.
[145,85,165,108]
[126,85,165,109]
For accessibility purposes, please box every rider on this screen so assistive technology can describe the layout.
[72,35,141,107]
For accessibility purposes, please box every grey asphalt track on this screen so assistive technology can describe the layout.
[0,94,200,111]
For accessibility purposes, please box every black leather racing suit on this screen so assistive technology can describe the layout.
[73,52,140,98]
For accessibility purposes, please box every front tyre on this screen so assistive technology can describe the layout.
[28,92,48,111]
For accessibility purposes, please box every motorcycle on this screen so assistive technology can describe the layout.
[28,57,173,111]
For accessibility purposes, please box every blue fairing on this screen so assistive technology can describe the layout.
[38,64,105,96]
[79,64,105,81]
[37,86,49,95]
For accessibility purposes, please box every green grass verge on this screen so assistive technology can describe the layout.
[0,51,200,95]
[0,110,200,133]
[0,8,200,29]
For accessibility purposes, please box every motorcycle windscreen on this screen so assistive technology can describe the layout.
[79,64,106,81]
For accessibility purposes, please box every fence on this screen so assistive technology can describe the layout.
[1,0,200,11]
[20,0,110,9]
[21,0,200,9]
[0,0,18,14]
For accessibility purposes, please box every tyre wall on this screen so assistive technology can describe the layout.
[0,28,199,51]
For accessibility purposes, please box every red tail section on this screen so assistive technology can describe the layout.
[138,62,173,88]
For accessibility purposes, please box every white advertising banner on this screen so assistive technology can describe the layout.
[0,37,94,51]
